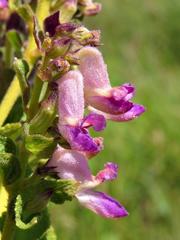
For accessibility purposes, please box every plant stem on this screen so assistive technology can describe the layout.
[0,77,21,127]
[1,193,16,240]
[0,184,8,217]
[28,76,43,120]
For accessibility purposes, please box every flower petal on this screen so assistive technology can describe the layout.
[111,84,135,101]
[44,11,60,37]
[78,46,111,90]
[95,162,118,182]
[81,113,106,131]
[87,95,133,115]
[76,190,128,218]
[58,70,84,125]
[59,125,103,154]
[88,104,145,122]
[48,145,92,182]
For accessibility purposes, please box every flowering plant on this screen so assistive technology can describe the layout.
[0,0,145,239]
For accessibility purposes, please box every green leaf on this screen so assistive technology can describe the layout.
[33,16,44,50]
[15,195,39,230]
[0,153,21,185]
[0,135,21,185]
[48,178,78,204]
[6,30,22,53]
[39,226,57,240]
[29,99,57,135]
[25,134,56,154]
[9,0,21,11]
[17,4,34,23]
[13,58,29,92]
[14,209,51,240]
[0,135,16,154]
[0,123,22,140]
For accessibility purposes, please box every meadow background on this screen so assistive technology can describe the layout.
[50,0,180,239]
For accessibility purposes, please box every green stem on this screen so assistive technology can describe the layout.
[28,76,43,120]
[5,38,13,68]
[0,77,21,127]
[1,194,16,240]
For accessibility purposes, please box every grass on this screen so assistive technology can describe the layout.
[50,0,180,239]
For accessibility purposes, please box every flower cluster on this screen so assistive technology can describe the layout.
[0,0,145,222]
[47,42,145,217]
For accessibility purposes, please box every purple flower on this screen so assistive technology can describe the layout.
[57,70,106,154]
[78,46,145,122]
[0,0,7,8]
[48,145,128,218]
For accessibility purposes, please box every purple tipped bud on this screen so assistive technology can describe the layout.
[72,27,101,46]
[56,22,78,33]
[83,3,102,16]
[47,37,72,59]
[79,0,102,16]
[60,0,78,23]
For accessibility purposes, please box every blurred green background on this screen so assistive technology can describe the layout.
[50,0,180,239]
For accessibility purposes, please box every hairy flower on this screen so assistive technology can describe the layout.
[48,145,128,218]
[57,70,106,154]
[78,46,145,121]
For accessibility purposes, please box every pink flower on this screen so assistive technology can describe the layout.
[78,46,145,121]
[57,70,106,154]
[48,145,128,218]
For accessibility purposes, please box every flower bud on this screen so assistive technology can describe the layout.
[46,37,72,59]
[79,0,102,16]
[29,93,57,134]
[59,0,78,23]
[72,27,100,46]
